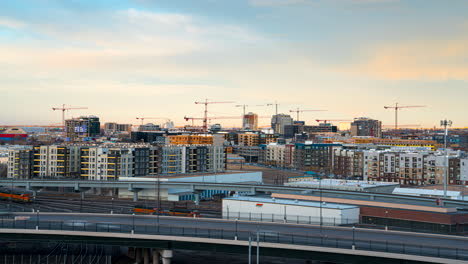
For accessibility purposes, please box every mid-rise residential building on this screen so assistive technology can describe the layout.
[238,133,259,146]
[169,135,213,145]
[7,147,34,179]
[303,124,338,134]
[351,117,382,138]
[260,144,286,167]
[333,149,364,179]
[293,143,342,174]
[33,145,81,178]
[103,123,132,133]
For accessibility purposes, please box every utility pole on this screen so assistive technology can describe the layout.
[441,119,452,198]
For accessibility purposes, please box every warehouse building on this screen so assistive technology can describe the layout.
[222,196,359,225]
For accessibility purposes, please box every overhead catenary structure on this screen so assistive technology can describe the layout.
[383,103,426,130]
[52,104,88,136]
[289,108,327,121]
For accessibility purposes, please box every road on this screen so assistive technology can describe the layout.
[8,213,468,249]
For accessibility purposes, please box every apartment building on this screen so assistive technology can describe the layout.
[350,117,382,138]
[33,145,81,178]
[333,149,364,179]
[161,145,225,174]
[169,135,213,145]
[7,147,34,179]
[260,144,286,167]
[238,133,259,146]
[293,143,342,173]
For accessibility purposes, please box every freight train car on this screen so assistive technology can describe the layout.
[134,205,200,217]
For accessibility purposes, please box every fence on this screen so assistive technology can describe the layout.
[223,211,359,226]
[0,215,466,261]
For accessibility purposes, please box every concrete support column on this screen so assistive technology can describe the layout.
[81,192,85,200]
[144,248,150,264]
[133,191,139,202]
[160,250,173,264]
[135,248,142,264]
[152,249,160,264]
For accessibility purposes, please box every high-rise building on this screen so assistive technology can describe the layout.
[271,114,293,135]
[350,117,382,138]
[243,112,258,130]
[104,123,132,133]
[65,116,101,141]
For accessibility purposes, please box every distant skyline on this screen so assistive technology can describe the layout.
[0,0,467,128]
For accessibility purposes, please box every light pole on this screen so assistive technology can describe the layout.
[36,209,40,230]
[235,219,238,240]
[111,197,114,215]
[319,178,322,232]
[385,210,388,231]
[440,119,452,198]
[352,226,355,250]
[132,213,135,234]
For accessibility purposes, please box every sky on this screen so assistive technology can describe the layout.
[0,0,467,128]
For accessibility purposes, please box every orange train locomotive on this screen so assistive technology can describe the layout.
[0,189,32,203]
[134,205,200,217]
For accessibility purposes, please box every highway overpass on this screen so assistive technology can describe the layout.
[0,179,467,208]
[0,213,466,263]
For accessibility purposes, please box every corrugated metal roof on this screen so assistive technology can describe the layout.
[393,188,461,197]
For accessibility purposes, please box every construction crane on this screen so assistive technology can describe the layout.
[267,101,280,115]
[315,119,351,124]
[184,115,270,128]
[52,104,88,135]
[135,117,170,126]
[384,103,426,130]
[194,99,235,133]
[383,124,421,128]
[289,108,327,121]
[235,104,264,117]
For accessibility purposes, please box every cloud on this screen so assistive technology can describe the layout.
[0,17,25,29]
[249,0,309,6]
[335,38,468,81]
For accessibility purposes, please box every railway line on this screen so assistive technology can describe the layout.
[0,192,222,217]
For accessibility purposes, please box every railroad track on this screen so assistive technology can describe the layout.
[31,194,222,217]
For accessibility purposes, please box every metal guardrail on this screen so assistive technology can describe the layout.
[0,216,467,261]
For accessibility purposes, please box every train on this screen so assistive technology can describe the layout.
[133,205,201,217]
[0,188,33,203]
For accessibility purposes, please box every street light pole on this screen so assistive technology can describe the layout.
[132,213,135,234]
[440,119,452,198]
[36,209,40,230]
[111,197,114,215]
[352,226,355,250]
[319,179,322,232]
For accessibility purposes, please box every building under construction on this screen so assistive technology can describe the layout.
[65,116,100,141]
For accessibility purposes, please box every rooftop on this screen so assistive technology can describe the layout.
[225,196,358,210]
